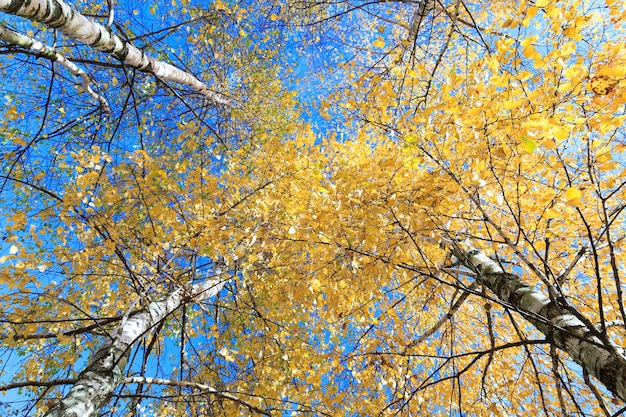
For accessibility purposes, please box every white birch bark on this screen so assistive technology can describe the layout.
[0,0,234,107]
[43,279,226,417]
[442,238,626,401]
[0,24,110,113]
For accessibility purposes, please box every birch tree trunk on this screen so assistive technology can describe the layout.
[43,279,226,417]
[445,239,626,401]
[0,0,234,107]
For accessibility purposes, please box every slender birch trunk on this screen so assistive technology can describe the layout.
[43,279,226,417]
[0,24,110,113]
[444,239,626,401]
[0,0,234,107]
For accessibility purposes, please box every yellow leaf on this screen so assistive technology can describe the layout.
[503,99,523,110]
[213,0,228,11]
[523,45,538,59]
[502,19,518,29]
[597,149,612,163]
[599,161,619,171]
[566,187,581,200]
[8,212,27,230]
[544,139,557,149]
[310,278,322,291]
[373,38,385,48]
[588,76,617,96]
[565,187,582,207]
[545,208,560,219]
[563,25,580,40]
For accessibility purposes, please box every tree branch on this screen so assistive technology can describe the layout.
[0,24,110,113]
[441,238,626,402]
[123,377,271,416]
[0,379,75,392]
[43,278,227,417]
[0,0,234,107]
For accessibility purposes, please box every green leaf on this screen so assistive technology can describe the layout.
[521,135,538,153]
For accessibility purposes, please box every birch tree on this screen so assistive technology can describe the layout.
[0,0,233,106]
[43,279,227,417]
[0,0,301,415]
[2,0,626,416]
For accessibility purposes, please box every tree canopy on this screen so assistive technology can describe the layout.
[1,0,626,416]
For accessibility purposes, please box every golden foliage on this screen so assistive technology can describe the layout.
[2,0,626,415]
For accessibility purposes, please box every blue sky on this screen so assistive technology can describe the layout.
[1,0,626,415]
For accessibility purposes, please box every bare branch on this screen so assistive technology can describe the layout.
[556,247,588,285]
[0,379,75,392]
[405,281,478,351]
[123,377,271,416]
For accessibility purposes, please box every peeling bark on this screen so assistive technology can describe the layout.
[0,0,234,107]
[444,239,626,401]
[43,279,226,417]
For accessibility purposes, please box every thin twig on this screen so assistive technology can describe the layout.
[123,377,271,416]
